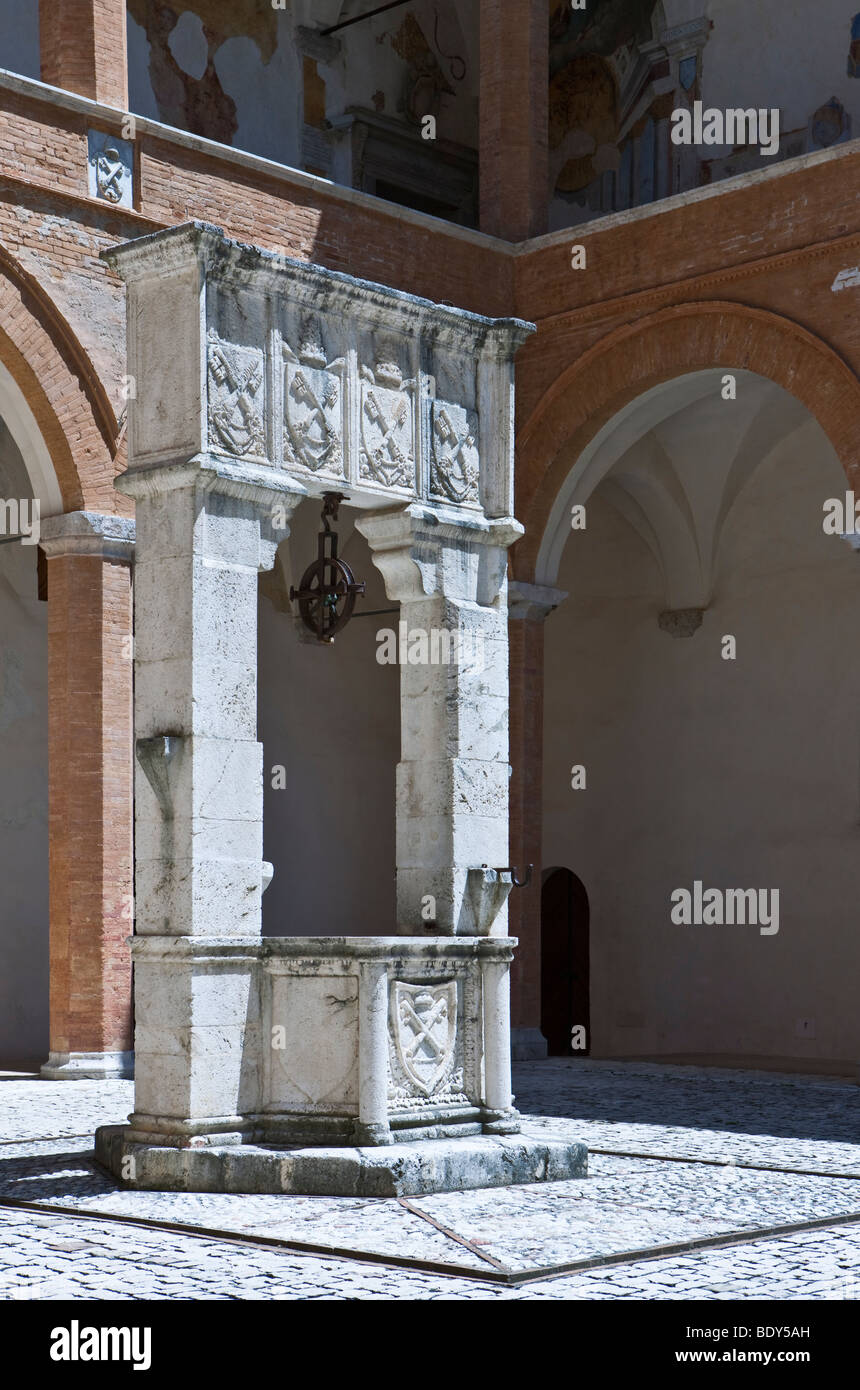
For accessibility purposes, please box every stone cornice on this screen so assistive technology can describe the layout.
[102,222,534,358]
[131,935,518,962]
[508,581,568,622]
[39,509,135,561]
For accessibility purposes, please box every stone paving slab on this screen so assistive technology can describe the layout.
[394,1153,860,1273]
[4,1133,860,1278]
[0,1079,131,1144]
[3,1063,860,1298]
[0,1139,484,1272]
[1,1205,858,1300]
[516,1061,860,1175]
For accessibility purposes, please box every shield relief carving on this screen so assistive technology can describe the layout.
[359,362,415,490]
[390,980,457,1096]
[283,340,346,477]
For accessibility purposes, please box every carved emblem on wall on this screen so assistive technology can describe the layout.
[430,401,480,505]
[359,363,414,490]
[86,130,133,209]
[207,331,265,458]
[283,336,345,475]
[389,980,458,1098]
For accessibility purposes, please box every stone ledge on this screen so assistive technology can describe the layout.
[95,1124,587,1197]
[41,1051,134,1081]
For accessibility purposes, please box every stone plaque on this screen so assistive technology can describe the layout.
[283,341,346,477]
[430,400,480,506]
[359,362,415,490]
[388,979,466,1106]
[207,330,266,458]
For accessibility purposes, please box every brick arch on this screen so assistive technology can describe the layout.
[514,301,860,580]
[0,243,124,514]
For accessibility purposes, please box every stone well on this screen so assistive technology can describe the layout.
[94,222,587,1195]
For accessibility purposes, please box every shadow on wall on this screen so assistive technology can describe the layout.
[0,0,40,80]
[258,500,399,937]
[0,418,48,1068]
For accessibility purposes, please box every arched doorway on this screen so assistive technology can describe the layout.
[540,866,589,1056]
[535,368,860,1068]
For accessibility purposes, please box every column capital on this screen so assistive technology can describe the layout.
[508,581,568,622]
[117,458,305,574]
[116,455,307,510]
[356,503,523,605]
[39,510,136,563]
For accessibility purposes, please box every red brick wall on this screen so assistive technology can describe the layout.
[40,0,128,110]
[514,149,860,426]
[0,241,123,515]
[47,552,133,1057]
[480,0,548,241]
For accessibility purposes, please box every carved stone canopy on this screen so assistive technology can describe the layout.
[103,222,533,521]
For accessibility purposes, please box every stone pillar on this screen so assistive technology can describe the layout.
[479,0,548,240]
[118,466,301,1145]
[357,959,390,1145]
[40,0,128,109]
[507,581,567,1061]
[40,511,135,1080]
[481,956,513,1115]
[356,507,522,938]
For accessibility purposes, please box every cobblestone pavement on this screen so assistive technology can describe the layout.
[1,1062,859,1300]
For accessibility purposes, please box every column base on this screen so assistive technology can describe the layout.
[511,1027,548,1061]
[41,1051,134,1081]
[95,1122,587,1196]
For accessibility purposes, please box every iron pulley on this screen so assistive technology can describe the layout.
[289,493,366,643]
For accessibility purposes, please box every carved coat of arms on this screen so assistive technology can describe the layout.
[95,146,125,203]
[430,402,480,505]
[283,343,345,475]
[391,981,457,1096]
[207,331,265,458]
[359,363,414,490]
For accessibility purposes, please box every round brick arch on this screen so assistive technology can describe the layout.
[0,244,123,514]
[514,300,860,581]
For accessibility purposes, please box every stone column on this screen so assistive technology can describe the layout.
[479,0,548,240]
[357,960,390,1145]
[40,0,128,108]
[507,581,567,1060]
[40,511,135,1080]
[356,507,522,937]
[118,464,301,1145]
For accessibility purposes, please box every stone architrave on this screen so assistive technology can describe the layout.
[93,222,587,1194]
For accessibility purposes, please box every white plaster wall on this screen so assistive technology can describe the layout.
[0,0,40,79]
[0,418,48,1068]
[318,0,477,147]
[258,502,400,937]
[550,0,860,230]
[126,2,476,168]
[700,0,860,141]
[543,412,860,1069]
[126,6,302,165]
[214,32,302,166]
[126,11,161,123]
